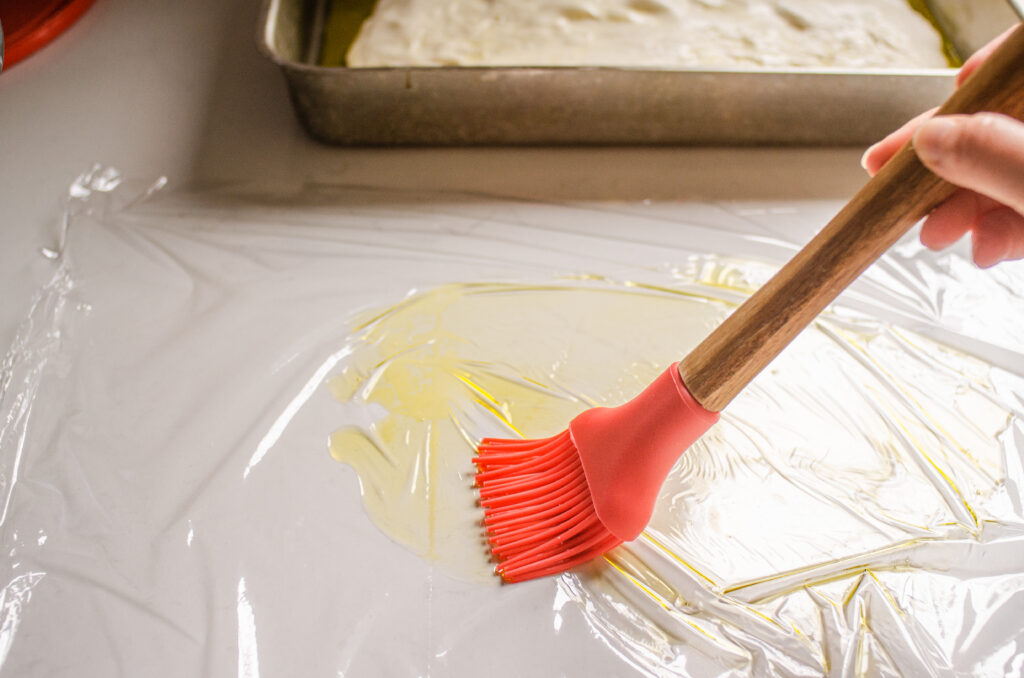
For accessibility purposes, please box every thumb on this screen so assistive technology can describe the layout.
[913,113,1024,216]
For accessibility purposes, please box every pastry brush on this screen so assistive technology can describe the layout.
[473,24,1024,583]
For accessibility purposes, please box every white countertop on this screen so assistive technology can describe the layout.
[0,0,873,353]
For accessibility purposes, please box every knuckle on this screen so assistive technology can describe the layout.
[948,114,1005,170]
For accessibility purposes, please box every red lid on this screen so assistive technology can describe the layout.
[1,0,96,70]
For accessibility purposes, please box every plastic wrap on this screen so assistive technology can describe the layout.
[1,166,1022,676]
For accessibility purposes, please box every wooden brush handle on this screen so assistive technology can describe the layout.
[679,24,1024,413]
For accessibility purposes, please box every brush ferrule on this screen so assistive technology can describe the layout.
[569,363,718,541]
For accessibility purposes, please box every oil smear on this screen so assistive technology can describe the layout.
[327,262,1024,675]
[328,277,732,582]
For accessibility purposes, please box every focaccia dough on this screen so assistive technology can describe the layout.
[346,0,949,68]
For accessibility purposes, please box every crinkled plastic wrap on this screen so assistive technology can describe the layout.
[1,166,1023,676]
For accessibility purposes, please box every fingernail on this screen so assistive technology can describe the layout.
[913,117,959,166]
[860,144,876,171]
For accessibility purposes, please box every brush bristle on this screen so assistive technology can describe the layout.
[473,430,622,583]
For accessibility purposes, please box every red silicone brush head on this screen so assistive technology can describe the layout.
[474,364,718,583]
[475,431,623,583]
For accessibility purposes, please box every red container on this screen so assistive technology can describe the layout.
[1,0,96,70]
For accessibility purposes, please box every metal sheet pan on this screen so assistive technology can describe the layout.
[258,0,1023,146]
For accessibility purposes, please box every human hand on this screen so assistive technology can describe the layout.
[861,25,1024,268]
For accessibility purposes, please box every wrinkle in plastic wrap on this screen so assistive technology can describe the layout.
[1,167,1023,676]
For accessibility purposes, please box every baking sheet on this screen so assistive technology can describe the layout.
[259,0,1022,146]
[1,167,1023,676]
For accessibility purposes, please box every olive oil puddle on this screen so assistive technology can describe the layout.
[328,276,733,582]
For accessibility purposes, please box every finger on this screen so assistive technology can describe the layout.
[971,206,1024,267]
[913,113,1024,215]
[956,24,1020,87]
[919,189,979,250]
[866,24,1021,173]
[861,108,939,175]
